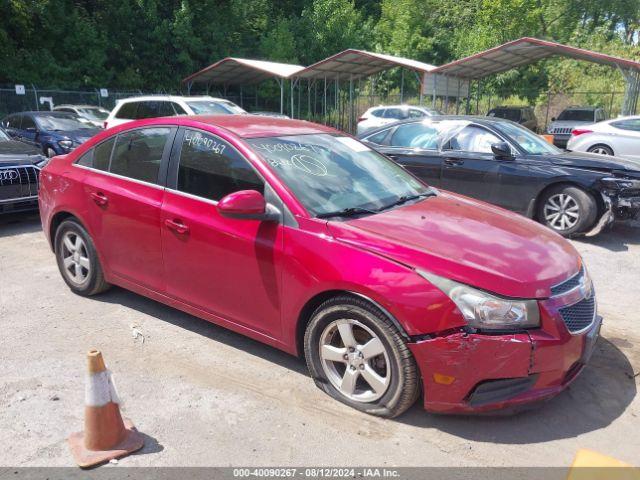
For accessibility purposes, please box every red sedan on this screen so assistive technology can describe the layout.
[39,115,600,416]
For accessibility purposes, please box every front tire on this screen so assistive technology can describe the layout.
[46,147,57,158]
[304,296,419,418]
[538,185,598,237]
[54,219,110,296]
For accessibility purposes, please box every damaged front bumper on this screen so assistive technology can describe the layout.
[586,189,640,236]
[408,313,602,414]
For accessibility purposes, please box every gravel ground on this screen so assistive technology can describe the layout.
[0,213,638,467]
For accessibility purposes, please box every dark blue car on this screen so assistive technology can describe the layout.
[0,111,100,157]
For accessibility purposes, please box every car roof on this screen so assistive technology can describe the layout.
[54,104,105,109]
[490,106,531,110]
[115,95,227,104]
[7,111,77,117]
[117,115,340,139]
[561,106,599,111]
[358,115,520,137]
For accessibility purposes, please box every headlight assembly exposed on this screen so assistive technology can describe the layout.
[58,140,74,149]
[601,177,640,190]
[417,270,540,330]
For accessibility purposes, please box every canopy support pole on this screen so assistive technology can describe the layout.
[324,76,327,123]
[456,78,461,114]
[400,69,404,103]
[349,74,354,133]
[277,79,284,114]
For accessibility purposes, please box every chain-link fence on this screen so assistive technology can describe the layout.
[0,86,157,118]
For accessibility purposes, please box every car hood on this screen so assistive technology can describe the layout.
[53,129,100,143]
[550,120,592,129]
[327,191,581,299]
[0,140,43,165]
[549,151,640,172]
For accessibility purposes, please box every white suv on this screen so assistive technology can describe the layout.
[357,105,441,135]
[104,95,246,129]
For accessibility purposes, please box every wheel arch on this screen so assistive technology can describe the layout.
[49,211,84,252]
[531,180,604,221]
[587,143,615,155]
[295,290,410,358]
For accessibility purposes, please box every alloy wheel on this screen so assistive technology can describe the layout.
[61,231,91,285]
[590,146,611,155]
[319,319,390,402]
[543,193,580,231]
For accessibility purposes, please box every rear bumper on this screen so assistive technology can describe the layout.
[409,314,601,414]
[552,134,570,148]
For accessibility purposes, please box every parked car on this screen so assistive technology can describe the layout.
[40,115,600,417]
[53,105,111,128]
[487,106,538,132]
[567,115,640,159]
[359,116,640,237]
[104,95,246,129]
[0,127,47,213]
[547,106,607,148]
[1,111,100,158]
[357,105,441,135]
[251,111,290,119]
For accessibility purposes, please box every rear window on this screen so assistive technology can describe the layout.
[558,110,595,122]
[115,102,139,119]
[136,101,176,119]
[488,109,521,122]
[370,109,386,118]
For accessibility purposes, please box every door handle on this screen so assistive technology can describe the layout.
[444,157,464,166]
[90,191,108,206]
[164,218,190,235]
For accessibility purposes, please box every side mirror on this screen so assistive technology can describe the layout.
[551,117,556,122]
[26,127,37,133]
[491,141,514,160]
[217,190,280,221]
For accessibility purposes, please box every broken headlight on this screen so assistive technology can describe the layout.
[601,177,640,190]
[417,270,540,331]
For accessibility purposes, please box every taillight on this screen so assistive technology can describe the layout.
[571,128,593,136]
[357,117,366,122]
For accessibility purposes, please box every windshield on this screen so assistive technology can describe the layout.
[496,121,560,155]
[0,128,9,141]
[77,107,110,121]
[186,100,246,115]
[36,115,94,131]
[248,134,430,217]
[488,108,521,122]
[557,110,595,122]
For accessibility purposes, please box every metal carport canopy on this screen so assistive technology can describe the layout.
[429,37,640,79]
[294,49,437,79]
[182,57,305,85]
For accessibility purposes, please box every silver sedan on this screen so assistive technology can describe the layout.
[567,116,640,160]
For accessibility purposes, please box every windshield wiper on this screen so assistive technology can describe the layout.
[379,191,435,212]
[316,206,379,219]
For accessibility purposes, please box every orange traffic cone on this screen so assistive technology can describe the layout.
[68,349,144,468]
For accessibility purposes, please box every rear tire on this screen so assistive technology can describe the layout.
[304,295,419,418]
[587,144,614,156]
[54,219,110,296]
[537,185,598,237]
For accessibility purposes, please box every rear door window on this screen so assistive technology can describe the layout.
[390,123,440,149]
[110,128,171,184]
[22,116,37,130]
[370,109,386,118]
[383,108,405,119]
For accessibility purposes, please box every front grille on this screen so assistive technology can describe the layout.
[552,127,573,134]
[551,267,583,296]
[559,296,596,333]
[0,165,40,202]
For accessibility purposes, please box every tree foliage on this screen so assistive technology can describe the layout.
[1,0,638,98]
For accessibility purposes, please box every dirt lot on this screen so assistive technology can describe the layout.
[0,213,638,467]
